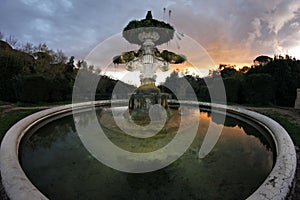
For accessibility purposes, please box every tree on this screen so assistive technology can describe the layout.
[66,56,75,72]
[253,55,272,66]
[53,49,67,64]
[208,69,220,77]
[220,67,238,78]
[64,56,76,81]
[0,38,76,103]
[246,56,298,107]
[0,41,36,101]
[270,59,296,106]
[33,51,53,62]
[164,70,180,99]
[223,77,243,103]
[77,60,88,70]
[21,42,34,55]
[238,66,250,74]
[5,35,18,47]
[243,74,274,105]
[34,42,49,53]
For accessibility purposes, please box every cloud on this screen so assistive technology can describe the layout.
[238,0,300,56]
[0,0,300,67]
[20,0,73,14]
[263,0,300,34]
[290,22,299,29]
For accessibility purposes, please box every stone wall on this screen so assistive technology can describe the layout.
[295,89,300,109]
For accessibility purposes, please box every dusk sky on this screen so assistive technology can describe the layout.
[1,0,300,70]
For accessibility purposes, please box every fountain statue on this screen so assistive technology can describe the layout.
[113,11,186,120]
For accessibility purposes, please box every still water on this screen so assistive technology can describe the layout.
[20,106,274,200]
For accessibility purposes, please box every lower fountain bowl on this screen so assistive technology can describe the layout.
[0,100,296,200]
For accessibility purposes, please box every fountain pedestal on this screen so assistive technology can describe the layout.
[129,84,169,121]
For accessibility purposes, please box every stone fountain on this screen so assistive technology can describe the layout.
[113,11,186,120]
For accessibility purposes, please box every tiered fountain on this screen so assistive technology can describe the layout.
[113,11,185,120]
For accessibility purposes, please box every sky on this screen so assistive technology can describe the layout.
[1,0,300,71]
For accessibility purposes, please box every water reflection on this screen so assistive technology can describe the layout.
[19,107,274,200]
[204,110,274,151]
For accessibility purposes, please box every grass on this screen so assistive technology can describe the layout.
[0,109,43,141]
[0,100,71,142]
[263,112,300,146]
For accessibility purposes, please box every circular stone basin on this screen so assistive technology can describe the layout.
[0,101,296,200]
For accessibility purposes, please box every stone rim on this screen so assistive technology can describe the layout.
[0,100,296,200]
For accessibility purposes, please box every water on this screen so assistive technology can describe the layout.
[19,106,274,200]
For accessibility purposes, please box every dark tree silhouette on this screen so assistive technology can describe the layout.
[253,55,273,66]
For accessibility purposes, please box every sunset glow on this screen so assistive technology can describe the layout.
[289,46,300,59]
[1,0,299,70]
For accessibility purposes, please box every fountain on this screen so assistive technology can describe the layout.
[113,11,186,121]
[0,11,297,200]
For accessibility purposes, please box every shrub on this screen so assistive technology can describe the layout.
[243,74,274,105]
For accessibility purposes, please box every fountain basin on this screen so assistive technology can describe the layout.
[0,100,296,200]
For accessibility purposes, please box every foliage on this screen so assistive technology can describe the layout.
[0,46,35,101]
[243,74,274,105]
[218,55,299,106]
[253,55,273,65]
[197,85,211,102]
[163,71,211,101]
[0,39,132,103]
[123,11,175,45]
[220,67,238,78]
[223,77,242,103]
[113,51,137,64]
[73,69,135,101]
[163,55,299,107]
[0,79,17,102]
[19,42,68,64]
[5,35,18,47]
[0,50,25,80]
[0,40,75,103]
[160,50,186,64]
[247,57,298,106]
[113,49,186,65]
[1,31,299,108]
[123,18,174,34]
[14,75,71,103]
